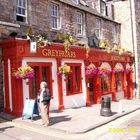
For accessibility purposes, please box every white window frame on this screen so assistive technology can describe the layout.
[95,18,101,39]
[76,11,85,36]
[100,0,107,16]
[50,2,60,30]
[16,0,27,22]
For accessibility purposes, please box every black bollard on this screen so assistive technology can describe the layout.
[100,96,112,117]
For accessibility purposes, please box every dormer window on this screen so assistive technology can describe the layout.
[100,0,107,16]
[72,0,79,4]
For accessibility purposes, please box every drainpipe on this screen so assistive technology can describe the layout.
[129,0,139,98]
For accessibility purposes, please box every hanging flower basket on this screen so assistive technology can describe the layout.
[58,64,72,77]
[13,65,35,79]
[125,67,133,74]
[98,65,112,75]
[114,64,124,73]
[85,63,98,75]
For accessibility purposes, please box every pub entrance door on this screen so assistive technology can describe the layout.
[27,62,53,99]
[87,77,94,104]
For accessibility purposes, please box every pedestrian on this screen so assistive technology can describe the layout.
[37,81,51,126]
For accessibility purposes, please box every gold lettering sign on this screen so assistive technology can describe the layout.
[111,56,125,61]
[42,49,76,58]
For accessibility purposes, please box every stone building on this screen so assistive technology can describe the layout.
[108,0,140,98]
[0,0,129,112]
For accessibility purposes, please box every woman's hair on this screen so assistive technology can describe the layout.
[40,81,47,89]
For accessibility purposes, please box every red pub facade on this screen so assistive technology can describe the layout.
[0,39,133,117]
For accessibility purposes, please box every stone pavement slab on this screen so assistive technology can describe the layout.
[0,99,140,134]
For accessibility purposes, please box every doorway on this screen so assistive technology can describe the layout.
[87,77,94,104]
[27,62,53,99]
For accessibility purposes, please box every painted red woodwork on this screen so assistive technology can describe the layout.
[111,63,116,101]
[27,62,53,99]
[56,58,64,110]
[86,77,91,106]
[0,39,134,116]
[10,60,23,116]
[123,72,127,99]
[94,74,101,103]
[3,61,10,113]
[127,71,133,99]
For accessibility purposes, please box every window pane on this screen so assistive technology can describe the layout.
[19,0,22,6]
[30,66,39,98]
[74,66,79,91]
[16,0,26,22]
[67,75,73,92]
[101,1,106,16]
[51,3,59,29]
[66,64,81,95]
[21,9,25,15]
[76,12,83,34]
[42,67,48,82]
[23,0,26,7]
[100,74,110,92]
[115,73,123,91]
[95,19,100,38]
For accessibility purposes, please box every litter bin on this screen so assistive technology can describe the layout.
[100,96,112,117]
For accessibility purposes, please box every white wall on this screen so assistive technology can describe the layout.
[61,59,87,108]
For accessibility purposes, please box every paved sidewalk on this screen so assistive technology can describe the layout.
[0,99,140,134]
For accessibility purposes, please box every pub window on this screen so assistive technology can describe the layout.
[66,63,82,95]
[29,66,40,99]
[50,2,60,29]
[16,0,27,22]
[115,73,123,91]
[100,74,111,93]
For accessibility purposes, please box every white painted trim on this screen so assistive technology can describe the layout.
[2,61,5,108]
[0,21,20,28]
[61,59,86,99]
[8,59,12,111]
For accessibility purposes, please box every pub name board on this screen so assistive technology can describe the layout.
[42,49,76,58]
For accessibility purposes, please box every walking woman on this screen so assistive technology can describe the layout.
[38,81,51,126]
